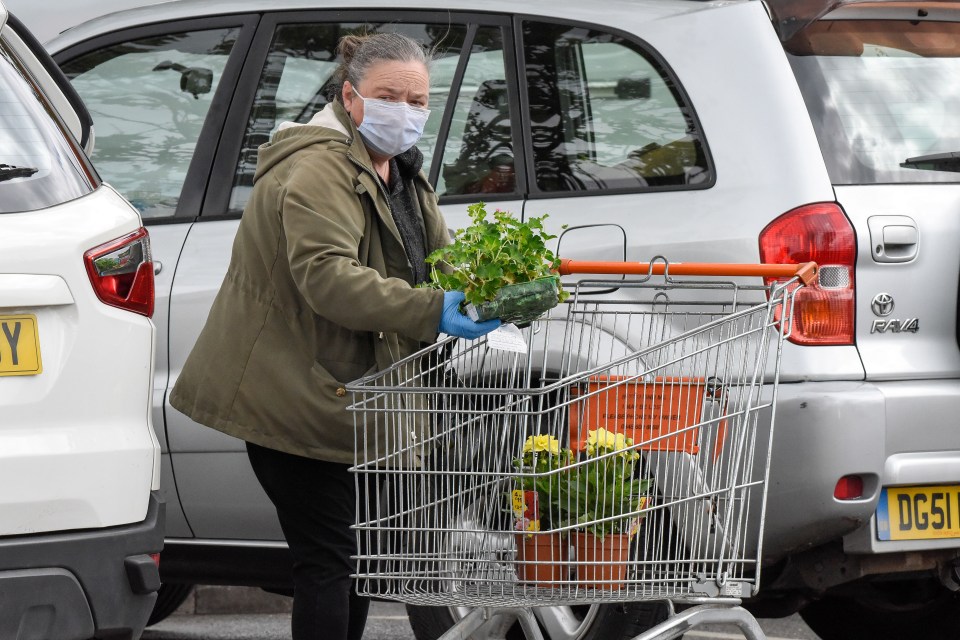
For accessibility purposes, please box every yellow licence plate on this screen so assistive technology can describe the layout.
[876,486,960,541]
[0,314,42,376]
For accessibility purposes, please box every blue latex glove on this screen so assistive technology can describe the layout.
[438,291,501,339]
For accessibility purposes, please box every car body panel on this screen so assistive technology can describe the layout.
[839,184,960,380]
[3,0,174,43]
[762,381,887,560]
[173,452,283,539]
[150,223,192,454]
[45,0,729,54]
[150,222,194,537]
[165,218,241,456]
[768,378,960,549]
[160,453,193,538]
[0,187,157,534]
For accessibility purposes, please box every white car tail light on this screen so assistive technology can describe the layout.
[759,203,855,345]
[84,228,155,318]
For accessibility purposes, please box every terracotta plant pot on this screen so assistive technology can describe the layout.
[514,532,569,585]
[573,531,631,589]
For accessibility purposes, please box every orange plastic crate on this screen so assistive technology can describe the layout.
[569,376,722,454]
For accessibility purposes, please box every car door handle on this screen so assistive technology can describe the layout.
[869,216,919,263]
[883,225,918,246]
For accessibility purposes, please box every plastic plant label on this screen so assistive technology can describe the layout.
[512,489,540,536]
[487,323,528,353]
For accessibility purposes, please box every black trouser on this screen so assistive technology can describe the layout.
[246,442,370,640]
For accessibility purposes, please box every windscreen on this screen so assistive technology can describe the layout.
[787,19,960,184]
[0,38,94,213]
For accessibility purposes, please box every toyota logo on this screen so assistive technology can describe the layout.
[871,293,895,317]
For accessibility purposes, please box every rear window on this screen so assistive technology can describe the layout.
[0,39,94,213]
[787,19,960,184]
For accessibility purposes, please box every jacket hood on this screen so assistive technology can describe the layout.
[254,101,355,181]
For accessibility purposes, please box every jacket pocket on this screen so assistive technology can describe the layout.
[310,360,378,402]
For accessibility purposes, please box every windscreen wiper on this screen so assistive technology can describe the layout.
[0,163,39,182]
[900,151,960,173]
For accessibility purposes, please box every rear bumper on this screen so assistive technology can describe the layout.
[0,491,164,640]
[763,379,960,562]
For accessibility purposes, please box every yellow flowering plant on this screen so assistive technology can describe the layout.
[513,434,573,532]
[567,428,649,539]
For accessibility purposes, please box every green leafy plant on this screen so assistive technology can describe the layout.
[512,430,650,540]
[424,202,569,308]
[513,434,574,533]
[563,428,650,539]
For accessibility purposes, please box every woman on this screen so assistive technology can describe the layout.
[170,32,499,640]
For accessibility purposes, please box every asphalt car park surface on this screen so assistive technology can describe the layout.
[143,601,822,640]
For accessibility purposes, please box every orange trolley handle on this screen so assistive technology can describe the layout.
[557,259,818,287]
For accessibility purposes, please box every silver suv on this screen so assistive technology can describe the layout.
[43,0,960,638]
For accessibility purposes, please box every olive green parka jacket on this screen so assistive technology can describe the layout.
[169,101,448,463]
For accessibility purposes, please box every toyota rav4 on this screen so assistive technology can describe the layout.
[39,1,960,638]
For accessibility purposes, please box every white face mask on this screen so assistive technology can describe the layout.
[352,87,431,158]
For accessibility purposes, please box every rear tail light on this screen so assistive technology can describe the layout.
[759,203,855,345]
[84,228,154,318]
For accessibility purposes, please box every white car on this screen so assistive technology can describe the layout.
[37,0,960,638]
[0,4,163,640]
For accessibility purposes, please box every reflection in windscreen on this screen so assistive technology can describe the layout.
[228,22,468,212]
[0,45,92,213]
[824,55,959,175]
[0,92,50,176]
[521,21,709,193]
[61,28,239,218]
[788,19,960,184]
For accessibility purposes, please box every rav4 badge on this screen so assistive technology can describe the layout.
[870,293,918,334]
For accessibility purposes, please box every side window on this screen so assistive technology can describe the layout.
[522,21,710,193]
[60,28,240,219]
[228,22,468,214]
[437,26,515,197]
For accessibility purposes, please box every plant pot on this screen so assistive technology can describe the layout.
[514,532,569,585]
[466,276,559,325]
[572,531,631,589]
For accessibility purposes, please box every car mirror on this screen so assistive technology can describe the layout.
[615,74,651,100]
[152,60,213,99]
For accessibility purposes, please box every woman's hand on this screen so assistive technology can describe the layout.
[438,291,501,339]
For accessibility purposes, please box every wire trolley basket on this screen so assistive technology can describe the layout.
[347,258,816,634]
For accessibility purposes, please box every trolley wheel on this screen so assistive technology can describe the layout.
[146,583,194,626]
[798,578,960,640]
[406,601,670,640]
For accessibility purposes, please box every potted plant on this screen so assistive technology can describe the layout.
[567,428,650,589]
[424,202,568,325]
[511,434,574,585]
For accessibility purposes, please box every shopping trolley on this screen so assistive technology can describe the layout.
[347,258,816,640]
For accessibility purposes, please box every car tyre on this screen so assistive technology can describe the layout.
[799,579,960,640]
[146,583,194,626]
[406,601,670,640]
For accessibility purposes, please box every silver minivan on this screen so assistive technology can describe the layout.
[39,1,960,638]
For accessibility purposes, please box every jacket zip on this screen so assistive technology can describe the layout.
[346,152,412,364]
